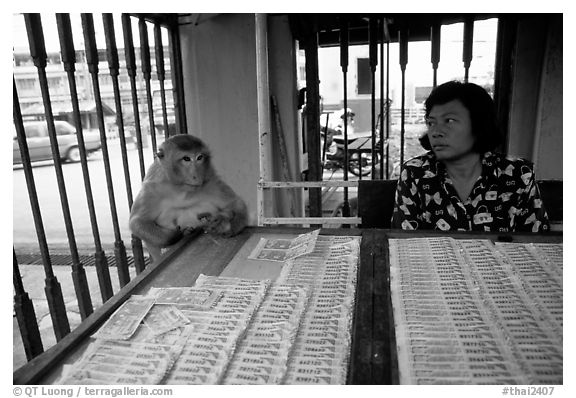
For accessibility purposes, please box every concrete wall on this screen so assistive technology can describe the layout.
[266,15,305,218]
[179,14,303,225]
[180,14,261,225]
[507,15,562,180]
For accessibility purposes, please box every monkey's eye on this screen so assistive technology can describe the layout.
[182,156,191,162]
[196,154,205,161]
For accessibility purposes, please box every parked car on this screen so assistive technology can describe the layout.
[13,120,102,164]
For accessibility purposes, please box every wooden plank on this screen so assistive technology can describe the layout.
[348,229,374,383]
[348,136,371,151]
[260,180,358,188]
[383,229,563,243]
[372,230,396,384]
[261,217,361,225]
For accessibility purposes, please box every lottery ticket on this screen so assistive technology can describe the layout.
[93,296,155,341]
[223,362,287,385]
[235,340,292,356]
[248,229,321,262]
[148,287,222,310]
[194,274,271,292]
[57,338,179,385]
[130,324,188,345]
[283,368,346,385]
[140,305,190,336]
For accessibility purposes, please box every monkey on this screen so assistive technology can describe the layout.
[129,134,248,262]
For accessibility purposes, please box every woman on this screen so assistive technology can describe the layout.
[391,81,549,232]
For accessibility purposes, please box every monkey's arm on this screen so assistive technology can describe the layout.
[200,181,248,237]
[129,184,182,247]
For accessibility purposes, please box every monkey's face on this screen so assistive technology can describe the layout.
[157,135,213,187]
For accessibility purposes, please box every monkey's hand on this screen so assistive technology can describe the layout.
[201,213,234,237]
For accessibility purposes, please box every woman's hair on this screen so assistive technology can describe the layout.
[419,80,502,153]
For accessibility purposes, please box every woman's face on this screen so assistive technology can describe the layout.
[425,99,475,162]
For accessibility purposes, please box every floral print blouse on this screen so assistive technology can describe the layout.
[391,151,550,232]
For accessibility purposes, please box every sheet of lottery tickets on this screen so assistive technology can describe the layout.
[388,237,562,385]
[57,233,361,385]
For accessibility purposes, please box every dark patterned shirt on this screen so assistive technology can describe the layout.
[391,151,549,232]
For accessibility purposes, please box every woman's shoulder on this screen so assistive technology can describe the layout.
[399,152,437,181]
[403,152,435,169]
[484,152,535,171]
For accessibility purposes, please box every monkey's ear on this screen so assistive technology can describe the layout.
[156,148,165,159]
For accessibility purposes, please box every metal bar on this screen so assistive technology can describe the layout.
[102,13,146,275]
[24,13,94,322]
[13,76,70,341]
[167,16,188,136]
[82,13,132,284]
[379,18,385,180]
[463,18,474,82]
[154,23,171,139]
[493,17,515,152]
[399,28,408,166]
[255,14,273,227]
[13,248,44,361]
[303,16,322,219]
[385,41,390,179]
[122,13,147,180]
[321,112,330,167]
[139,17,158,154]
[431,23,441,88]
[340,18,350,219]
[369,17,378,179]
[56,13,114,303]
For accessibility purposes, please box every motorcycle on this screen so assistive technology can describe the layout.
[321,127,381,177]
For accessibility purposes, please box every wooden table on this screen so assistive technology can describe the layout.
[13,227,562,385]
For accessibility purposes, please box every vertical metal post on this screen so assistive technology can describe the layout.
[493,17,515,151]
[122,13,147,180]
[431,23,441,88]
[139,17,158,154]
[303,16,322,219]
[379,18,385,180]
[24,13,93,321]
[13,77,70,341]
[369,17,378,179]
[154,23,171,139]
[385,41,390,179]
[399,28,408,167]
[102,13,146,274]
[56,13,114,303]
[13,248,44,361]
[167,15,188,136]
[81,13,132,284]
[463,18,474,83]
[255,13,273,226]
[340,18,350,219]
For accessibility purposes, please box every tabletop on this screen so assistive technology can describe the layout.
[13,227,562,385]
